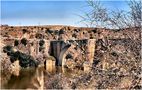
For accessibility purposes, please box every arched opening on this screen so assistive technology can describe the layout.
[21,38,27,46]
[58,44,71,66]
[14,40,19,46]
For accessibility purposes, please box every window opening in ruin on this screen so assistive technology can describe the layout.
[65,53,73,59]
[92,29,97,33]
[22,29,27,34]
[21,38,27,46]
[30,42,34,46]
[39,40,45,46]
[14,40,19,46]
[59,29,64,34]
[72,33,77,38]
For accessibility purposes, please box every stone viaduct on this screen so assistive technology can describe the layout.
[49,39,96,66]
[3,38,96,67]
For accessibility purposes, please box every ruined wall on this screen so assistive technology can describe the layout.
[0,25,140,67]
[1,36,96,67]
[1,26,140,41]
[1,25,141,89]
[49,39,96,66]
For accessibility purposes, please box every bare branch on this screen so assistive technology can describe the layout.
[80,0,142,29]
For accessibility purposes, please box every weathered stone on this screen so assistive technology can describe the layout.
[0,25,141,89]
[65,53,73,59]
[44,56,56,73]
[83,61,92,72]
[87,39,96,64]
[21,38,28,46]
[39,39,45,46]
[65,59,76,69]
[119,77,133,89]
[14,40,19,46]
[10,60,20,76]
[3,45,39,68]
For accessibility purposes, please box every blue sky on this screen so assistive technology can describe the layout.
[1,0,130,26]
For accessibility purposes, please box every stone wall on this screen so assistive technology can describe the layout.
[1,36,96,68]
[1,26,140,41]
[1,25,140,68]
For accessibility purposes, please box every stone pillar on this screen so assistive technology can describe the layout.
[44,40,50,55]
[87,39,96,64]
[29,40,35,57]
[35,40,39,55]
[45,59,56,73]
[30,45,35,56]
[29,40,38,57]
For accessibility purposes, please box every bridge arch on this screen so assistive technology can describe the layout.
[58,44,71,66]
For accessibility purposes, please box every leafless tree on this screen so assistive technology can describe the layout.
[81,0,141,29]
[80,0,108,27]
[128,0,142,27]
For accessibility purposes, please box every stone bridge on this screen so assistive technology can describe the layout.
[3,38,96,67]
[49,39,96,66]
[50,41,71,66]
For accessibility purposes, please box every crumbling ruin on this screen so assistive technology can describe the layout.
[1,25,98,70]
[0,25,141,89]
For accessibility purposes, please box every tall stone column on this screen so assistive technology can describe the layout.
[30,45,35,56]
[45,59,56,73]
[35,40,39,55]
[87,39,96,64]
[29,40,36,57]
[44,40,50,55]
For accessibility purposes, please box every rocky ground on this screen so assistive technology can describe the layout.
[44,27,141,89]
[0,25,141,89]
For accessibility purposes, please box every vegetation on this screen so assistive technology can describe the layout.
[81,0,141,29]
[0,0,141,89]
